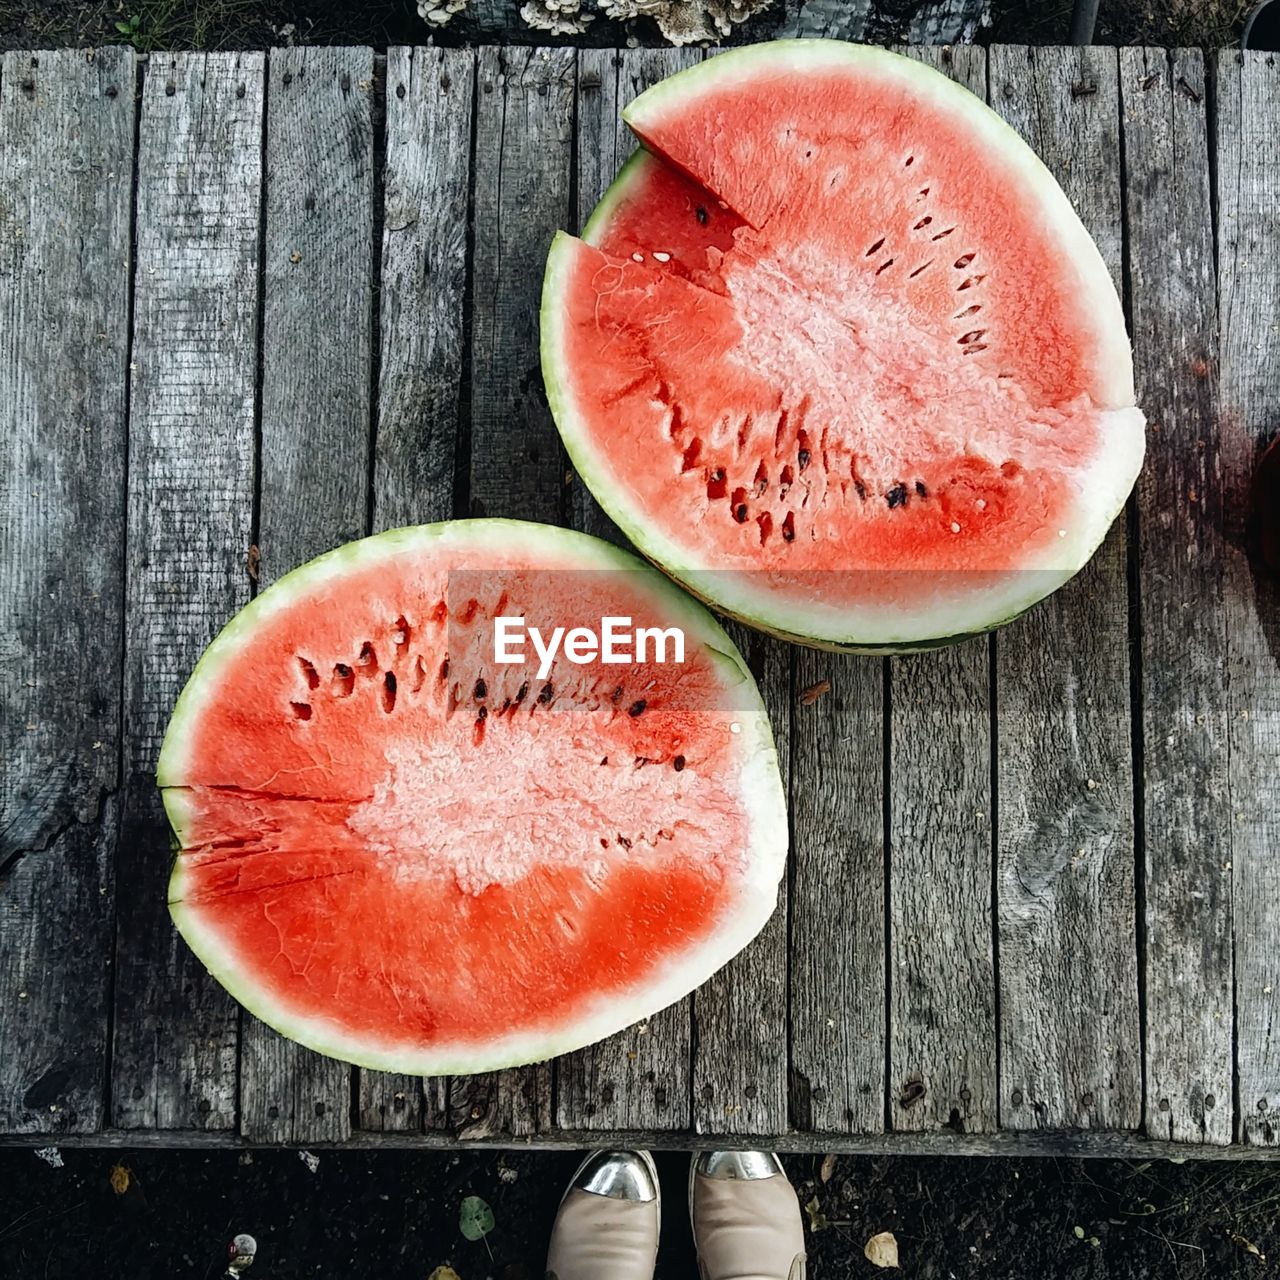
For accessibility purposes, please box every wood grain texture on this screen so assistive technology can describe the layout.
[778,0,868,38]
[1215,49,1280,1148]
[789,650,885,1134]
[887,43,995,1138]
[112,52,265,1132]
[555,45,699,1135]
[1121,47,1232,1145]
[467,46,574,527]
[988,44,1141,1133]
[447,45,575,1140]
[907,0,991,43]
[373,47,475,532]
[8,1119,1280,1161]
[693,624,791,1137]
[0,47,136,1133]
[362,46,477,1134]
[238,45,377,1145]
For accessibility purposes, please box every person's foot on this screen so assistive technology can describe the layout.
[690,1151,806,1280]
[545,1149,660,1280]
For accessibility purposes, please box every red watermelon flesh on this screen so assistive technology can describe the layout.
[541,42,1146,649]
[160,521,786,1073]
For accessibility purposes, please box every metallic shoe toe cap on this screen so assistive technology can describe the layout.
[573,1150,658,1201]
[694,1150,785,1181]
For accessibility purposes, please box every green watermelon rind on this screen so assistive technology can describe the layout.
[541,40,1147,651]
[161,519,789,1076]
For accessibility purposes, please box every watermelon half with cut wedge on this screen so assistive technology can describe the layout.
[541,40,1146,650]
[159,521,786,1074]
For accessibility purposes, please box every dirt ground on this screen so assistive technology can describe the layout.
[2,1145,1277,1278]
[0,0,1263,53]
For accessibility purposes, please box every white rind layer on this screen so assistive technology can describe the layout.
[541,41,1147,650]
[163,519,788,1075]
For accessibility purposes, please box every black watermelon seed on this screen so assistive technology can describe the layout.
[515,681,529,703]
[617,834,633,850]
[854,480,867,500]
[798,449,810,471]
[612,686,624,701]
[600,756,608,765]
[886,484,908,509]
[696,205,709,225]
[538,682,555,704]
[673,754,686,772]
[439,658,449,681]
[629,699,647,717]
[476,705,487,722]
[734,503,748,523]
[915,480,928,498]
[473,678,487,699]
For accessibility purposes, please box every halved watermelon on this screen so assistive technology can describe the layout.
[541,41,1146,649]
[159,521,786,1074]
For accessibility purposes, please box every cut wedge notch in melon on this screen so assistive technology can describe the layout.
[160,520,787,1075]
[541,40,1146,650]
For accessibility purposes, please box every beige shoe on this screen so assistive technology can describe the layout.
[545,1149,660,1280]
[690,1151,806,1280]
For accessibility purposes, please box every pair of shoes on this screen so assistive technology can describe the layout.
[545,1149,806,1280]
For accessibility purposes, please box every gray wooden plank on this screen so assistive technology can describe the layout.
[10,1119,1280,1161]
[887,44,996,1137]
[888,638,995,1135]
[446,45,575,1140]
[112,51,265,1132]
[1120,47,1232,1146]
[988,45,1141,1133]
[238,45,377,1145]
[778,0,869,38]
[362,44,476,1137]
[467,45,574,528]
[373,46,475,533]
[374,48,473,1139]
[907,0,991,43]
[692,625,791,1138]
[1215,49,1280,1149]
[555,45,699,1136]
[789,651,885,1134]
[0,47,136,1134]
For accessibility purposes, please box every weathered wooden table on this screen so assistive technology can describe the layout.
[1,41,1277,1157]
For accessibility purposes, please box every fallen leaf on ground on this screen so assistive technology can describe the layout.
[803,1195,829,1233]
[819,1153,837,1184]
[1232,1234,1265,1262]
[428,1268,462,1280]
[799,679,831,706]
[109,1164,130,1195]
[298,1150,320,1174]
[864,1230,899,1269]
[459,1195,495,1242]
